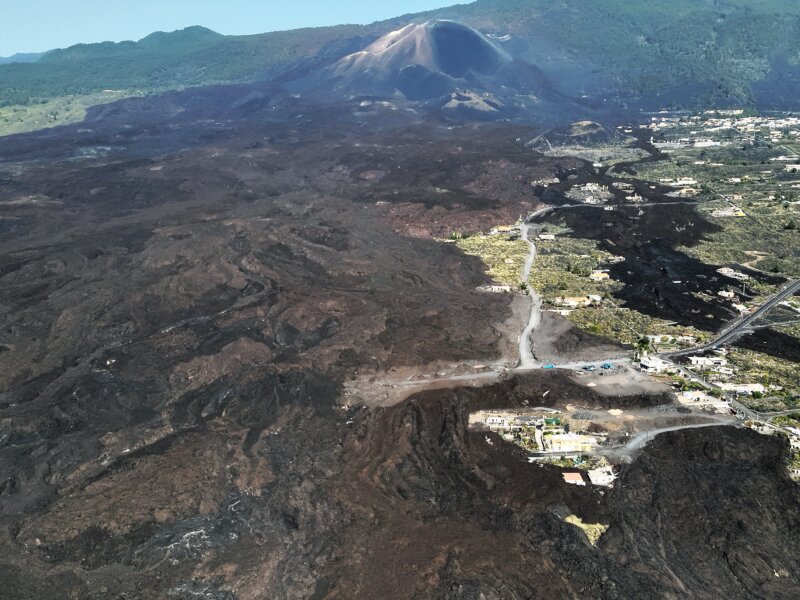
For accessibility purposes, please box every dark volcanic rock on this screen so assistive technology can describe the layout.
[0,80,797,599]
[605,428,800,599]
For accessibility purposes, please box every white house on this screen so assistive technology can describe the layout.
[587,466,617,488]
[640,356,674,374]
[485,414,514,430]
[689,356,727,368]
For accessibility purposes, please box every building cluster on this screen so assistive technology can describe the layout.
[639,346,777,400]
[646,112,800,138]
[471,411,605,456]
[567,182,613,205]
[689,354,733,376]
[562,466,617,487]
[644,112,800,167]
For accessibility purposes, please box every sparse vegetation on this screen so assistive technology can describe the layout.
[529,228,709,347]
[726,348,800,407]
[529,236,619,298]
[454,232,528,287]
[567,306,709,348]
[772,414,800,428]
[564,515,609,547]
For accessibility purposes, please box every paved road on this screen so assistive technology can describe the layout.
[603,419,738,457]
[662,279,800,359]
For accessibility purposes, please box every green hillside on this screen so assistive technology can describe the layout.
[0,24,373,107]
[428,0,800,105]
[1,0,799,116]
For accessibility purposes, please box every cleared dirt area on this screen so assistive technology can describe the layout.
[533,312,628,363]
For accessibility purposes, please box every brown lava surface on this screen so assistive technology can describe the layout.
[0,85,798,599]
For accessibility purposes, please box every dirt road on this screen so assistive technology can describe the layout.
[518,220,541,369]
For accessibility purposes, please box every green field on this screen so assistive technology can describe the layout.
[0,90,142,136]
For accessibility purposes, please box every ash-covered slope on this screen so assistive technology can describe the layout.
[296,19,579,122]
[330,20,511,99]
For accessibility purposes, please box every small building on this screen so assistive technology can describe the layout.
[718,290,736,299]
[545,434,598,454]
[679,391,730,413]
[485,414,514,430]
[490,225,518,235]
[538,234,556,241]
[587,467,617,488]
[477,285,514,294]
[786,428,800,452]
[590,270,610,282]
[639,356,674,374]
[689,356,727,369]
[513,416,542,428]
[717,267,750,281]
[554,296,596,309]
[712,207,746,218]
[563,472,586,486]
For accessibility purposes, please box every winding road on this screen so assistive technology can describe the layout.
[601,418,737,458]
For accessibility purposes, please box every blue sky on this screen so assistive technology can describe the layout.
[1,0,465,56]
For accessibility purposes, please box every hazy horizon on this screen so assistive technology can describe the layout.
[0,0,464,56]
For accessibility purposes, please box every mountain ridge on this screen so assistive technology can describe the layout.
[2,1,800,110]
